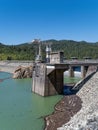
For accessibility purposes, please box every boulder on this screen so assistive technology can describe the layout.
[13,65,33,79]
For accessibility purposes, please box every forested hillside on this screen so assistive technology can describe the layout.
[0,40,98,60]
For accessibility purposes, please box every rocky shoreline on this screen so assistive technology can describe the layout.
[57,71,98,130]
[45,95,82,130]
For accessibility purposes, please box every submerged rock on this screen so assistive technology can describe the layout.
[13,65,33,79]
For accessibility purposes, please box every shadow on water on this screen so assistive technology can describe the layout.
[63,84,78,95]
[63,69,81,95]
[63,76,81,95]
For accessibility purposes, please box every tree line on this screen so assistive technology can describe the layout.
[0,40,98,60]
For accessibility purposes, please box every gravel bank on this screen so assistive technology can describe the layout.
[57,71,98,130]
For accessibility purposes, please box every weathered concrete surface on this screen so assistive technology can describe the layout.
[32,63,69,96]
[57,71,98,130]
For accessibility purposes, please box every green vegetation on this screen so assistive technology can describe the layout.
[0,40,98,60]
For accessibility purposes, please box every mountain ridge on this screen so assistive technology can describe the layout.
[0,39,98,60]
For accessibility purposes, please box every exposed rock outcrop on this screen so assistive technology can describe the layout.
[13,65,33,78]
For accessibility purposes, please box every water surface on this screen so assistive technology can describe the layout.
[0,72,62,130]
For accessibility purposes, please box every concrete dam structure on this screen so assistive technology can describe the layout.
[32,62,98,96]
[31,40,98,96]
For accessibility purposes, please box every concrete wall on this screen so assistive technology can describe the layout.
[32,63,46,96]
[50,51,64,64]
[32,63,59,96]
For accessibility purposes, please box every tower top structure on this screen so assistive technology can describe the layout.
[32,39,42,63]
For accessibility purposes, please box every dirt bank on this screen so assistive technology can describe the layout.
[45,95,82,130]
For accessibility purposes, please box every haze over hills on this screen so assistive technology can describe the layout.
[0,39,98,60]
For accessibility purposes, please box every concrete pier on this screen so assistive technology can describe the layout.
[68,66,88,78]
[32,63,69,96]
[69,66,74,77]
[81,66,88,78]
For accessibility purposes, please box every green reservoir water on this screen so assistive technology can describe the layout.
[64,76,81,84]
[0,72,62,130]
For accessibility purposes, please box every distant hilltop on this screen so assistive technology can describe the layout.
[1,39,98,45]
[0,39,98,60]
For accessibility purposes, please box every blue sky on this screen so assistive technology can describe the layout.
[0,0,98,45]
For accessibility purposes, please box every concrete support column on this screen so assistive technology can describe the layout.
[69,66,74,77]
[55,69,64,94]
[81,66,86,78]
